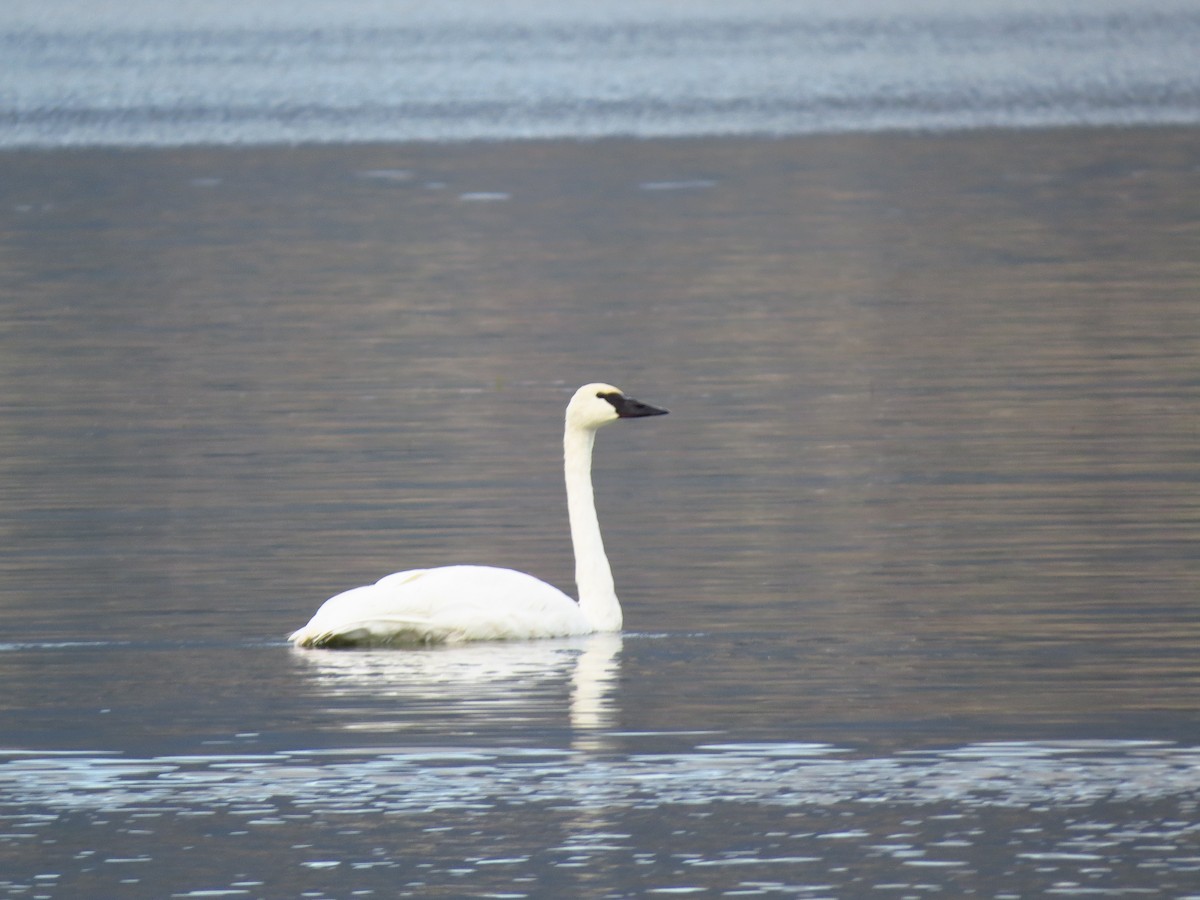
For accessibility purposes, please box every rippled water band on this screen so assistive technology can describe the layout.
[2,740,1197,815]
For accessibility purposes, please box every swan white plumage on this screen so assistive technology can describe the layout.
[289,383,668,647]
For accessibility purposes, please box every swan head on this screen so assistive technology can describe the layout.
[567,383,669,431]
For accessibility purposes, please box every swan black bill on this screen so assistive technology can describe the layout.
[599,392,669,418]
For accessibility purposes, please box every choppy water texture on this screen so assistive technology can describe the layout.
[2,124,1200,896]
[3,731,1200,897]
[2,0,1200,146]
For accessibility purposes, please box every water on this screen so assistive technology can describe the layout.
[3,127,1199,896]
[3,0,1200,146]
[4,0,1200,892]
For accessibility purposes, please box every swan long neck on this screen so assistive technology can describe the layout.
[564,423,622,631]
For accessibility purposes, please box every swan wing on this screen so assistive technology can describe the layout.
[289,565,591,647]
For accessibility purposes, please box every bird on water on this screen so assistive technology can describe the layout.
[289,383,668,647]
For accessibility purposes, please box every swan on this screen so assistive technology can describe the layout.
[289,383,668,647]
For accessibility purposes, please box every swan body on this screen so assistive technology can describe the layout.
[289,383,667,647]
[290,566,588,646]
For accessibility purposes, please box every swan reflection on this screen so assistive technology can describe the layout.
[291,633,622,745]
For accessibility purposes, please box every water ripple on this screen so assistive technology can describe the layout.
[5,739,1198,895]
[1,740,1196,816]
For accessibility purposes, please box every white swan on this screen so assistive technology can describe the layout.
[289,383,668,647]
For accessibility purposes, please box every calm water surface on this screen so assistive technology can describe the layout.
[2,129,1199,896]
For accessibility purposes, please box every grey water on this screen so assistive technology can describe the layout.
[3,128,1199,896]
[4,0,1200,895]
[3,0,1200,147]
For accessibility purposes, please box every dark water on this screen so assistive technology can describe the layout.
[4,0,1200,146]
[2,128,1200,897]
